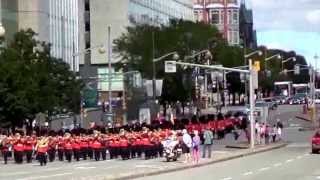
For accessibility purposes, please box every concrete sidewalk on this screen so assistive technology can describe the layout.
[110,142,287,180]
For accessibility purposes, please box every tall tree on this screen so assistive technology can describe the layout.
[114,19,245,105]
[0,29,83,130]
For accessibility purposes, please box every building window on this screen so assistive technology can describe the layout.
[85,22,90,32]
[194,10,202,22]
[233,31,239,44]
[228,10,232,24]
[220,10,224,24]
[210,10,219,24]
[85,0,90,11]
[233,10,238,24]
[85,42,90,49]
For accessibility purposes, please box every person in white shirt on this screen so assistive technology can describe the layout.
[182,129,192,163]
[255,121,261,144]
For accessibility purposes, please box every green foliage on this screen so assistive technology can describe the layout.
[0,29,83,128]
[114,19,246,103]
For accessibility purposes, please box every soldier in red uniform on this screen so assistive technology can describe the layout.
[72,136,81,161]
[135,134,143,158]
[1,136,11,164]
[119,135,129,160]
[35,136,49,166]
[100,135,107,160]
[142,133,152,160]
[57,136,64,161]
[91,134,101,161]
[80,135,88,160]
[48,137,57,162]
[113,137,120,159]
[64,134,73,162]
[108,136,116,159]
[88,136,94,159]
[24,136,34,163]
[13,133,24,164]
[129,134,137,158]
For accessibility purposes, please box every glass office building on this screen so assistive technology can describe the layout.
[128,0,194,25]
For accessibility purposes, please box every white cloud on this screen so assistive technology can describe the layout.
[306,10,320,25]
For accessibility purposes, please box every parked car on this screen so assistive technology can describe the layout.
[255,100,276,110]
[273,95,289,105]
[288,93,307,105]
[262,98,278,110]
[311,131,320,154]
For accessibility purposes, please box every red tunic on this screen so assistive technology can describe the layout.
[14,141,24,152]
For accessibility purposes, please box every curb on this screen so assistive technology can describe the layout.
[296,115,312,122]
[112,143,287,180]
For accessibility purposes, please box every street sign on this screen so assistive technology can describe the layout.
[294,65,300,75]
[165,61,176,73]
[253,61,260,72]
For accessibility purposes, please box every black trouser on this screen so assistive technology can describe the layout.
[130,146,137,158]
[48,149,56,162]
[272,135,276,142]
[88,148,93,159]
[38,152,47,166]
[65,150,72,162]
[136,145,142,158]
[101,148,106,160]
[81,148,87,160]
[25,150,33,163]
[74,149,80,161]
[157,144,164,158]
[121,147,129,160]
[109,147,115,159]
[113,147,120,159]
[94,149,100,161]
[58,149,64,161]
[144,146,151,159]
[14,151,23,164]
[3,151,10,164]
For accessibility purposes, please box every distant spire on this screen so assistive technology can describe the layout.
[241,0,246,5]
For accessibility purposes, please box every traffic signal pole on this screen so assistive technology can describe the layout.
[171,61,255,149]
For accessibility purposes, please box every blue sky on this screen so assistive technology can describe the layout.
[249,0,320,66]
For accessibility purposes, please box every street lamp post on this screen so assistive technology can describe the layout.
[185,50,212,110]
[244,50,262,103]
[152,51,179,101]
[244,50,262,149]
[281,57,296,71]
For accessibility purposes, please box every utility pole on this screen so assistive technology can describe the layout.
[107,26,113,121]
[152,32,156,101]
[249,59,255,149]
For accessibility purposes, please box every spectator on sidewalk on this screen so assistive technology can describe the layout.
[271,125,277,142]
[192,130,201,164]
[277,125,282,141]
[182,129,192,163]
[202,127,214,158]
[255,121,261,144]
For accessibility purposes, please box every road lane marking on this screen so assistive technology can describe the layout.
[273,163,282,167]
[220,177,232,180]
[286,159,294,163]
[242,171,253,176]
[316,176,320,179]
[296,155,303,159]
[0,171,30,177]
[17,172,73,180]
[75,166,96,169]
[258,167,270,171]
[304,153,309,156]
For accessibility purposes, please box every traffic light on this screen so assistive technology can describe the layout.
[266,70,271,77]
[294,65,300,75]
[253,61,260,72]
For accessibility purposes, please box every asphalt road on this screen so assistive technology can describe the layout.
[137,105,319,180]
[0,105,317,180]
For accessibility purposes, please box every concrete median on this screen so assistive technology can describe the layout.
[110,142,287,180]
